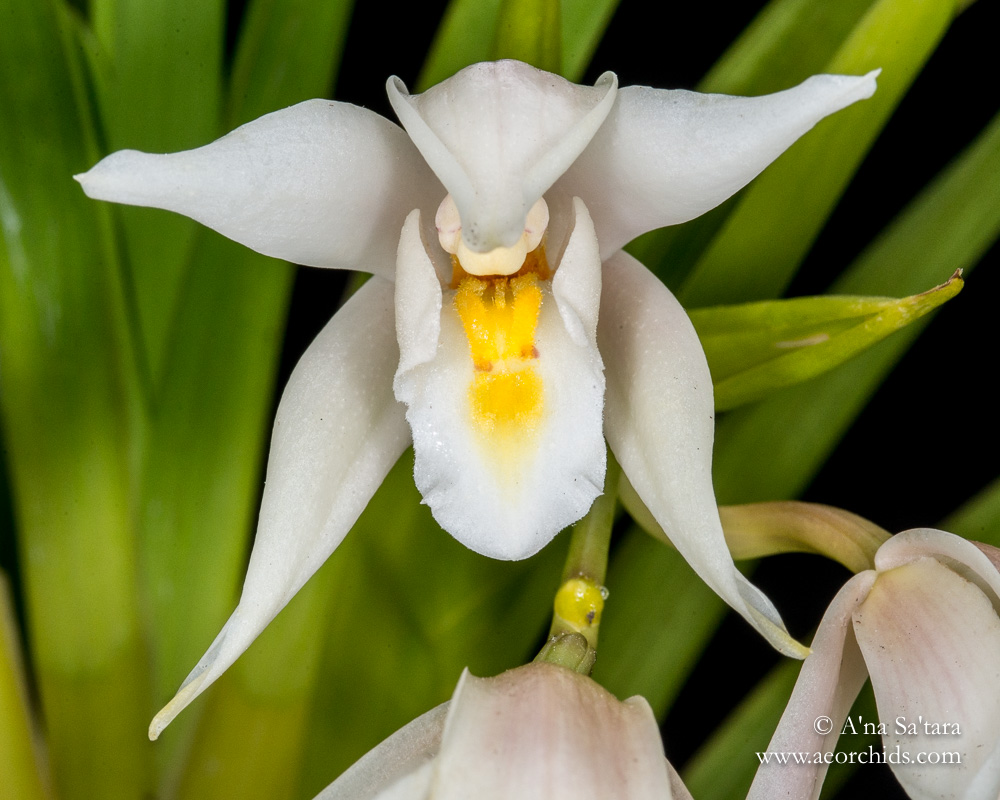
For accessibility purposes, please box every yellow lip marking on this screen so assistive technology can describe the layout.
[455,266,545,442]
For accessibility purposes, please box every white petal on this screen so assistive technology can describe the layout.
[855,557,1000,800]
[430,664,675,800]
[388,61,617,253]
[315,702,449,800]
[558,71,879,256]
[394,210,445,377]
[76,100,442,278]
[394,204,605,560]
[551,198,602,348]
[149,278,410,739]
[748,571,876,800]
[600,251,805,657]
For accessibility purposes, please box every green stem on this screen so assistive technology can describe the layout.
[561,455,618,586]
[536,452,619,674]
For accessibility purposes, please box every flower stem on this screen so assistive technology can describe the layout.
[536,451,619,675]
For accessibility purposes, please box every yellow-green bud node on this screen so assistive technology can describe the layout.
[554,577,605,631]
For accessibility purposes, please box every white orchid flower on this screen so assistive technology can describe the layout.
[76,60,877,738]
[750,529,1000,800]
[315,661,694,800]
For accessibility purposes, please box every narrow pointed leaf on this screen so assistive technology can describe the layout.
[419,0,619,89]
[680,0,958,306]
[139,234,294,718]
[227,0,355,126]
[88,0,225,378]
[492,0,561,73]
[0,1,152,796]
[560,0,622,82]
[418,0,503,90]
[690,274,963,410]
[0,573,51,800]
[700,0,879,96]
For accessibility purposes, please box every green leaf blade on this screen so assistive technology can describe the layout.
[0,1,152,796]
[87,0,227,379]
[492,0,561,73]
[680,0,958,307]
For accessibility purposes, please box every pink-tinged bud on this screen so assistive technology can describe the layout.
[317,662,692,800]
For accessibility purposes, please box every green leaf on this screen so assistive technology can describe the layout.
[418,0,503,90]
[680,0,959,307]
[0,1,152,796]
[714,103,1000,504]
[560,0,621,82]
[691,275,963,410]
[942,477,1000,546]
[175,562,336,800]
[0,573,51,800]
[700,0,879,96]
[419,0,620,88]
[492,0,561,73]
[138,234,294,727]
[227,0,355,126]
[86,0,226,379]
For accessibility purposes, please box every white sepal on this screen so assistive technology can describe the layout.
[599,250,805,658]
[76,100,441,277]
[388,61,617,254]
[559,71,879,257]
[149,278,411,739]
